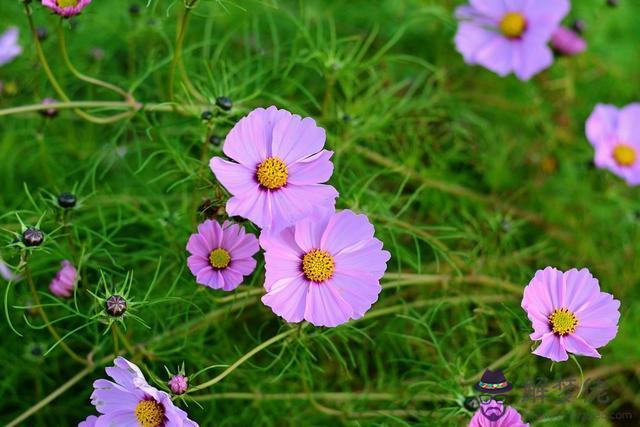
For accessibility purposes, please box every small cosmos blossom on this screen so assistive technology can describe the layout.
[260,210,390,327]
[0,27,22,67]
[455,0,569,80]
[49,260,78,298]
[551,26,586,56]
[42,0,92,18]
[586,103,640,186]
[83,356,198,426]
[40,98,59,118]
[521,267,620,363]
[210,106,338,232]
[468,405,529,427]
[186,219,259,291]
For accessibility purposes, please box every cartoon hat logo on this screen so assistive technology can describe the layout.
[475,369,512,421]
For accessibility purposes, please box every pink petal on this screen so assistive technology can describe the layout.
[473,36,514,77]
[562,268,600,313]
[512,41,553,81]
[210,157,259,195]
[287,150,334,185]
[223,108,271,167]
[228,257,257,276]
[304,283,353,327]
[585,104,619,146]
[533,332,568,362]
[219,268,244,291]
[334,238,390,279]
[329,272,381,319]
[618,103,640,145]
[469,0,505,18]
[320,210,374,255]
[294,213,332,252]
[268,184,338,232]
[186,233,212,257]
[561,334,601,358]
[261,275,309,323]
[455,22,501,66]
[226,188,271,229]
[271,113,326,164]
[575,324,619,348]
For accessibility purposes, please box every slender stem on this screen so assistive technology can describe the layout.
[57,22,131,99]
[24,6,129,124]
[111,323,119,354]
[24,262,88,365]
[0,101,205,117]
[191,391,442,402]
[5,363,95,427]
[168,0,204,104]
[187,327,297,393]
[571,354,585,399]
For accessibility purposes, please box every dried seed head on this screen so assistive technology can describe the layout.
[23,227,44,247]
[58,192,77,208]
[105,294,127,317]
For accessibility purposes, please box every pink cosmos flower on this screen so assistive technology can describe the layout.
[168,374,188,395]
[468,405,529,426]
[522,267,620,363]
[260,210,391,327]
[210,106,338,231]
[186,220,259,291]
[42,0,92,18]
[551,26,586,56]
[586,103,640,186]
[84,357,198,426]
[0,27,22,67]
[455,0,570,80]
[49,260,78,298]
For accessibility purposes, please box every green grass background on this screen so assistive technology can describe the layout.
[1,0,639,425]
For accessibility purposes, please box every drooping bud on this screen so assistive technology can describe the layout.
[105,294,127,317]
[57,192,77,208]
[168,374,188,395]
[23,227,44,247]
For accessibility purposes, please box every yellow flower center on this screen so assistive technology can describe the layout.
[499,12,526,38]
[302,249,335,282]
[256,157,288,189]
[548,308,578,336]
[135,400,164,427]
[209,248,231,269]
[57,0,79,7]
[612,144,636,167]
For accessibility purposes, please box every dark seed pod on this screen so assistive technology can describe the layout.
[23,227,44,247]
[606,0,619,7]
[201,110,213,121]
[342,114,352,122]
[208,135,223,146]
[105,295,127,317]
[58,192,77,208]
[129,4,141,15]
[570,19,586,35]
[463,396,480,412]
[215,96,232,111]
[36,27,48,41]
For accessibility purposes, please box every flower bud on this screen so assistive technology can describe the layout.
[129,4,141,16]
[36,27,48,41]
[168,374,188,395]
[58,192,77,208]
[215,96,232,111]
[208,135,223,146]
[105,294,127,317]
[463,396,480,412]
[201,110,213,121]
[607,0,619,7]
[23,227,44,247]
[39,98,59,118]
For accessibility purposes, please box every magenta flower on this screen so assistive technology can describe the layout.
[551,26,586,56]
[49,260,78,298]
[186,220,259,291]
[455,0,569,80]
[521,267,620,363]
[210,106,338,231]
[260,210,390,327]
[85,356,198,426]
[586,103,640,186]
[0,27,22,67]
[468,405,529,426]
[42,0,92,18]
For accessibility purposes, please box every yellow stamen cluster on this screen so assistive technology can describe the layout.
[612,144,636,167]
[57,0,79,7]
[256,157,288,189]
[209,248,231,269]
[499,12,526,38]
[135,400,164,427]
[548,308,578,336]
[302,249,335,282]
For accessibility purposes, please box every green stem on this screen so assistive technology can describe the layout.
[187,327,297,394]
[57,22,131,100]
[24,262,88,366]
[571,354,585,399]
[168,0,204,104]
